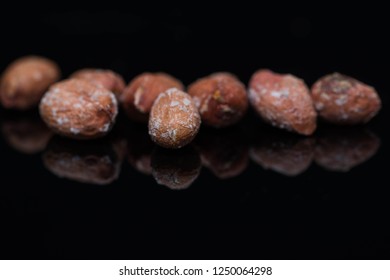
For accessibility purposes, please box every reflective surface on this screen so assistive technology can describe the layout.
[2,111,382,187]
[0,108,387,259]
[0,7,389,260]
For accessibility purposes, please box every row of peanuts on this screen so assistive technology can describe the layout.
[0,56,382,149]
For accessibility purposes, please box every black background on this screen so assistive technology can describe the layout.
[0,5,389,259]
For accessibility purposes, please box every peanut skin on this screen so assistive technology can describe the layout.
[71,68,125,99]
[188,72,248,128]
[40,79,118,139]
[148,88,201,149]
[311,73,381,124]
[121,72,184,122]
[248,69,317,135]
[0,56,60,110]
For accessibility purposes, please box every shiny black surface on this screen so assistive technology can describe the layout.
[0,7,389,259]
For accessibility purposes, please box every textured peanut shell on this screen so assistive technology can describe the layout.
[71,68,125,98]
[121,72,184,122]
[40,79,118,139]
[0,56,60,110]
[248,69,317,135]
[188,72,248,128]
[311,73,381,124]
[148,88,201,149]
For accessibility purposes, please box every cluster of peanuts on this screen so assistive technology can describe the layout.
[0,56,382,150]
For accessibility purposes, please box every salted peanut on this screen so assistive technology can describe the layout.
[149,88,201,149]
[43,137,120,185]
[315,127,380,172]
[194,127,248,179]
[0,56,60,110]
[188,72,248,128]
[151,146,201,190]
[71,68,125,98]
[1,114,53,154]
[40,79,118,139]
[250,127,315,176]
[121,72,184,122]
[311,73,381,124]
[248,69,317,135]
